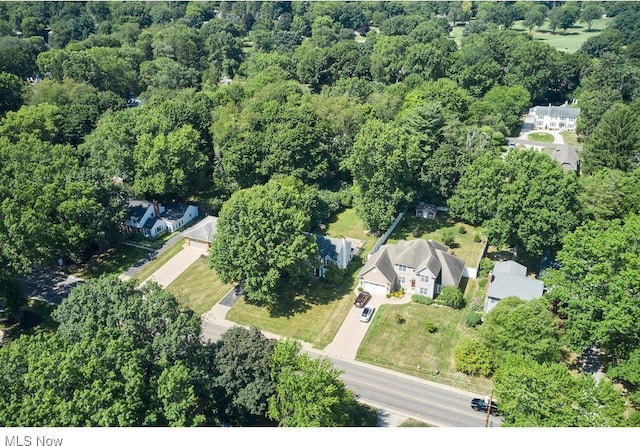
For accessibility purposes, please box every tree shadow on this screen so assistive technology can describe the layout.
[267,259,361,318]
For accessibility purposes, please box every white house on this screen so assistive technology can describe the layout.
[358,239,465,298]
[314,235,352,278]
[123,200,199,238]
[529,102,580,131]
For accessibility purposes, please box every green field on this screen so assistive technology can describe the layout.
[451,17,611,53]
[165,257,233,315]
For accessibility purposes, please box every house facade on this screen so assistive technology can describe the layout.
[485,260,544,312]
[314,235,352,278]
[358,239,465,298]
[529,103,580,131]
[123,200,199,238]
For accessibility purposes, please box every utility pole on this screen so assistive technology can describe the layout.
[484,388,493,427]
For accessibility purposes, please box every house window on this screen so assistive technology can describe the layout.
[419,287,429,295]
[397,265,407,272]
[398,277,406,285]
[421,275,429,283]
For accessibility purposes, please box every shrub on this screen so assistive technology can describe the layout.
[424,320,438,333]
[454,338,493,377]
[478,277,488,288]
[412,225,421,237]
[438,286,465,309]
[466,311,482,327]
[473,234,481,243]
[441,229,455,246]
[395,313,406,324]
[357,287,363,292]
[479,258,494,276]
[470,297,483,312]
[457,226,467,234]
[412,294,433,305]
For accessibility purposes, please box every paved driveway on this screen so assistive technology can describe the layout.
[323,291,410,360]
[140,245,206,288]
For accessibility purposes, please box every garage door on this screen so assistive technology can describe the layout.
[362,281,387,294]
[186,239,210,251]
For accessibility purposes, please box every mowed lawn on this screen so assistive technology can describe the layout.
[387,214,487,268]
[165,257,233,315]
[356,294,493,395]
[133,241,185,283]
[226,207,375,349]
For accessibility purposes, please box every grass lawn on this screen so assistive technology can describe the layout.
[66,243,150,279]
[386,215,487,269]
[226,207,375,349]
[133,241,185,283]
[1,299,58,341]
[527,132,555,143]
[356,283,493,395]
[560,131,581,147]
[165,258,233,315]
[511,17,610,53]
[226,266,359,350]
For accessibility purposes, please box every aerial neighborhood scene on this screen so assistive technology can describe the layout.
[2,0,640,431]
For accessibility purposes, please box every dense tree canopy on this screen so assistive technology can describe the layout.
[209,176,319,306]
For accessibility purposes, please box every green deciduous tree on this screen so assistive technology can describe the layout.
[345,118,418,232]
[494,354,626,426]
[133,124,209,199]
[454,338,493,377]
[580,4,603,31]
[0,73,27,116]
[544,214,640,364]
[209,176,319,306]
[211,326,276,426]
[479,297,562,364]
[267,339,358,427]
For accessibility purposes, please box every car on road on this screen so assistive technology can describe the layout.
[471,398,499,416]
[354,291,371,308]
[360,306,375,322]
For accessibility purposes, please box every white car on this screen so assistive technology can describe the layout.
[360,306,375,323]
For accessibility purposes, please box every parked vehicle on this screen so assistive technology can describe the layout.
[354,291,371,308]
[360,306,375,323]
[471,398,499,416]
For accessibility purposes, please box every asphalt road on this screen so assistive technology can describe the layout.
[201,320,501,427]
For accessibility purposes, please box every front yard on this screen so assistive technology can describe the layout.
[357,279,493,395]
[165,258,233,315]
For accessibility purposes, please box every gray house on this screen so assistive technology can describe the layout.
[314,235,352,278]
[358,239,465,298]
[485,260,544,312]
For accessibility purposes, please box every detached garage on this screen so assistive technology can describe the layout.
[182,216,218,251]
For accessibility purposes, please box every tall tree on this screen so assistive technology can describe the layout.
[267,339,358,427]
[544,215,640,364]
[580,4,603,32]
[582,103,640,174]
[208,176,319,306]
[345,118,418,232]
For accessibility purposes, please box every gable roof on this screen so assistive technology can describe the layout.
[162,203,192,222]
[127,200,152,221]
[488,261,544,301]
[549,146,580,172]
[532,104,580,120]
[181,216,218,243]
[360,239,465,286]
[315,234,350,262]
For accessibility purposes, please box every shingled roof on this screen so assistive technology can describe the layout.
[182,216,218,243]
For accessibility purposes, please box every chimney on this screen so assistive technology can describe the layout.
[152,200,160,217]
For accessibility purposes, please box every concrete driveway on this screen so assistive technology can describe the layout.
[140,245,206,288]
[323,290,410,360]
